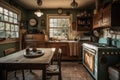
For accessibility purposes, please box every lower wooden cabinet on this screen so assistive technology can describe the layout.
[24,41,47,48]
[48,42,68,60]
[48,42,81,60]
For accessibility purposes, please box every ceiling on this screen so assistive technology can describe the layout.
[13,0,95,10]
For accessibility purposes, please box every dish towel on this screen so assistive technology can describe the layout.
[69,42,79,56]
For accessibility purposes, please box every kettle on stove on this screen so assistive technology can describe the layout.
[113,39,120,48]
[98,37,112,46]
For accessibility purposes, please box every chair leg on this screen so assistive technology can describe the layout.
[5,71,8,80]
[22,70,25,80]
[14,70,16,77]
[58,74,62,80]
[29,69,32,73]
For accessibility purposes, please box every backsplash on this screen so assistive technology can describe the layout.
[103,28,120,39]
[70,30,91,41]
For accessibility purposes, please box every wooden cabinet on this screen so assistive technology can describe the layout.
[93,1,120,29]
[93,10,102,29]
[48,42,80,60]
[25,41,47,48]
[48,42,69,60]
[23,34,48,48]
[77,10,93,31]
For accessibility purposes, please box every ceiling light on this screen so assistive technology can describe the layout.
[71,0,78,8]
[34,10,43,17]
[34,0,43,17]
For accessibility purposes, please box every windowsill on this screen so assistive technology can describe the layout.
[0,38,19,44]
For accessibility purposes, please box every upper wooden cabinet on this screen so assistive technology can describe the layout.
[76,10,93,31]
[93,1,120,29]
[23,34,48,48]
[24,34,46,42]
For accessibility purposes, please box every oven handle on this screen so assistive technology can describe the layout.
[84,47,96,55]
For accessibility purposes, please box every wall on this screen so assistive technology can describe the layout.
[26,9,77,30]
[25,9,94,40]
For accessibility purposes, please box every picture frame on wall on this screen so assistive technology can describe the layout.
[41,19,45,26]
[20,20,26,29]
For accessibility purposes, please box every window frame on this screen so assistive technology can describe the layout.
[47,14,72,40]
[0,0,21,44]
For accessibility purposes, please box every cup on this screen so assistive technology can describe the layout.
[26,48,30,54]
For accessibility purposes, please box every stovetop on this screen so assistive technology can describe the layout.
[91,43,113,47]
[83,42,117,49]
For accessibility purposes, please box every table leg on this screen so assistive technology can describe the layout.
[42,66,46,80]
[0,70,6,80]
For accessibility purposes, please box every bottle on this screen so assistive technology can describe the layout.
[32,47,37,52]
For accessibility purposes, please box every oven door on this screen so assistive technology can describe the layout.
[83,46,96,74]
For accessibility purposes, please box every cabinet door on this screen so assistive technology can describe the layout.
[59,43,68,57]
[37,42,47,48]
[25,42,37,48]
[102,5,111,27]
[93,14,99,29]
[48,43,69,60]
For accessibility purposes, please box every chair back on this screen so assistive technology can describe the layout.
[57,48,62,69]
[3,47,16,56]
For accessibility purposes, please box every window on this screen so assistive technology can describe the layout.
[0,6,19,38]
[48,15,71,40]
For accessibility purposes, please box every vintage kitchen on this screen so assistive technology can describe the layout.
[0,0,120,80]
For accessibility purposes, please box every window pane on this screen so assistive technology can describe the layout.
[0,22,4,30]
[0,7,3,13]
[53,19,57,27]
[50,19,53,23]
[0,14,3,20]
[9,11,13,17]
[50,23,54,27]
[6,31,11,38]
[9,17,14,23]
[11,32,16,38]
[4,9,8,15]
[0,31,6,38]
[5,23,10,30]
[15,25,19,31]
[11,24,14,31]
[14,19,17,24]
[4,15,8,21]
[13,13,17,19]
[15,32,19,38]
[49,29,53,37]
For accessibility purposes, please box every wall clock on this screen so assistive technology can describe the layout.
[57,8,63,14]
[29,18,38,27]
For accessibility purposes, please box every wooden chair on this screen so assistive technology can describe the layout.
[3,48,25,80]
[46,48,62,80]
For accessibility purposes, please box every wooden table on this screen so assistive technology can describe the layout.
[0,48,55,80]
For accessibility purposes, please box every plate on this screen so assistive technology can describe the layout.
[24,50,44,58]
[93,30,99,37]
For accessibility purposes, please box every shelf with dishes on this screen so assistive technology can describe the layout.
[76,10,93,31]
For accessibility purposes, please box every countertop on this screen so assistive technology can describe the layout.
[48,40,79,43]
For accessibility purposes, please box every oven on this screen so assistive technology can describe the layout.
[82,43,120,80]
[83,45,96,77]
